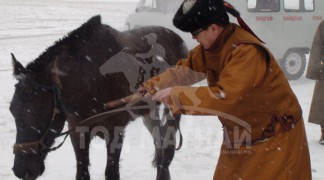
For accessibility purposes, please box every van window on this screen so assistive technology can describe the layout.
[247,0,280,12]
[136,0,158,11]
[135,0,182,13]
[284,0,314,12]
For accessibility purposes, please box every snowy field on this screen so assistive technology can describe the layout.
[0,0,323,179]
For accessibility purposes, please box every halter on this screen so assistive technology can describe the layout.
[13,82,68,156]
[12,83,183,155]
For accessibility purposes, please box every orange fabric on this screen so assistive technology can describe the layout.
[143,23,311,179]
[214,119,311,180]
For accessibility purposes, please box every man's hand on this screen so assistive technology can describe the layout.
[137,85,152,98]
[152,87,172,104]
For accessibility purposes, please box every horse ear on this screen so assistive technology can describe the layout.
[11,53,27,80]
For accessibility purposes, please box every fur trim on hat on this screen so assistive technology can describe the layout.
[173,0,229,33]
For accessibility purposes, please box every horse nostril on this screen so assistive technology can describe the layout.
[23,172,37,180]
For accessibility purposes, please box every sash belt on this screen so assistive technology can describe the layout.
[250,112,301,145]
[229,112,301,146]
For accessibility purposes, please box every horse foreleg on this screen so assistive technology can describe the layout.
[157,114,180,180]
[105,127,124,180]
[70,131,91,180]
[142,111,173,180]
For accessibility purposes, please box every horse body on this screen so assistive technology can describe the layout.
[10,15,187,180]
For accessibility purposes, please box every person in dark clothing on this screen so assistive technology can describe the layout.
[306,20,324,145]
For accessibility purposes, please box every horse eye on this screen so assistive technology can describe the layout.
[28,89,39,96]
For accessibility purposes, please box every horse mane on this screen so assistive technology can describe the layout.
[26,15,103,73]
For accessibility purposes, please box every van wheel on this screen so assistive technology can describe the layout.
[280,51,306,80]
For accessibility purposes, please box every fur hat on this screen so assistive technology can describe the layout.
[173,0,229,33]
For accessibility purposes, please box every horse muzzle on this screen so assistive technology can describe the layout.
[13,155,45,180]
[13,167,38,180]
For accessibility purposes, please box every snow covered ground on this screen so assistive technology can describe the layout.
[0,0,323,179]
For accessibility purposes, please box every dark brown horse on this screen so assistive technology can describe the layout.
[9,15,187,180]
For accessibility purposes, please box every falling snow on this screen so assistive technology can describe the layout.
[85,55,92,62]
[0,0,323,180]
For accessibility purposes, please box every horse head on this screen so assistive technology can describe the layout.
[10,54,65,179]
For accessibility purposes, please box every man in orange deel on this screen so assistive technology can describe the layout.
[138,0,312,179]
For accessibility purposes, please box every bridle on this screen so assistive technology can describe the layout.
[12,81,142,156]
[11,80,141,156]
[12,82,183,156]
[13,82,68,156]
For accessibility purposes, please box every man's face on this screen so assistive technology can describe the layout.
[192,24,224,49]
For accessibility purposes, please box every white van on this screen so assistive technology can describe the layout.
[124,0,324,80]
